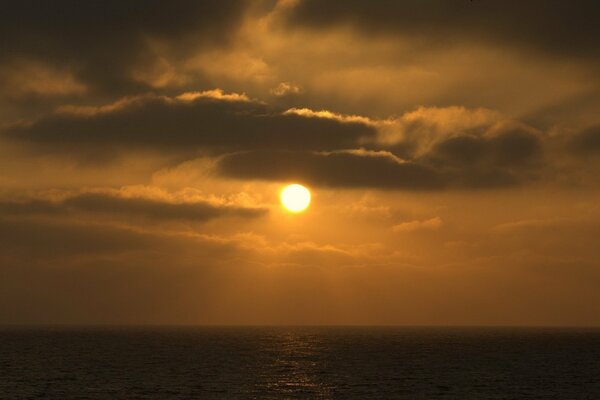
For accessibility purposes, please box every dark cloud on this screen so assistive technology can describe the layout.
[425,129,542,168]
[0,217,158,258]
[487,129,542,166]
[424,127,542,186]
[0,215,240,274]
[217,150,444,190]
[0,199,64,217]
[4,93,376,157]
[569,125,600,155]
[64,192,265,221]
[520,91,600,130]
[429,135,487,166]
[0,0,251,96]
[0,191,266,223]
[423,136,521,188]
[286,0,600,62]
[3,90,549,190]
[217,126,542,189]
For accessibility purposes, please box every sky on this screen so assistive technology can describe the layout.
[1,0,599,325]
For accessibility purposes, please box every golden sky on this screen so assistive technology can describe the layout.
[1,0,599,325]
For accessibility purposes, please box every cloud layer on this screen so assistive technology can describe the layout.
[0,0,252,97]
[4,91,375,157]
[0,189,266,223]
[286,0,600,62]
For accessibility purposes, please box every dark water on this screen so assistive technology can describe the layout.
[1,327,599,399]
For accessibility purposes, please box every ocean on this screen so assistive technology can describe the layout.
[1,327,599,399]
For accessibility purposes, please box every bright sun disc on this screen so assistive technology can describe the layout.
[280,184,311,213]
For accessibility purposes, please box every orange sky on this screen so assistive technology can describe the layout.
[0,0,599,325]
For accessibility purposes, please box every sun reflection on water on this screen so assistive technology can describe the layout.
[253,329,335,398]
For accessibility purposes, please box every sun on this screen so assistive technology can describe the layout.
[280,184,311,213]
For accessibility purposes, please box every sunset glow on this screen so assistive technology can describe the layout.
[0,0,598,328]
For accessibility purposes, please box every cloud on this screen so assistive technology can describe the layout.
[374,110,544,188]
[0,217,164,259]
[216,122,543,190]
[569,125,600,155]
[492,217,600,235]
[0,60,87,100]
[422,123,543,187]
[489,216,600,261]
[4,92,551,190]
[284,107,375,125]
[0,1,252,97]
[0,188,266,223]
[371,107,542,164]
[217,149,444,189]
[270,82,303,97]
[286,0,600,63]
[392,217,443,233]
[374,106,501,157]
[63,193,265,221]
[4,91,376,156]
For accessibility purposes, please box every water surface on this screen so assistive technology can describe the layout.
[1,327,599,399]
